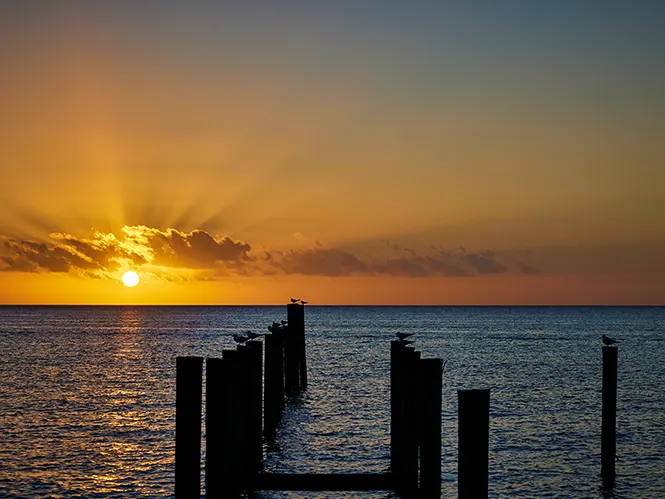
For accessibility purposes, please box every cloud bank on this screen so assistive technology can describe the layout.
[0,225,523,280]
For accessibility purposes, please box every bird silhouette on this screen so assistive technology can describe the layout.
[396,332,414,340]
[602,334,618,346]
[300,300,308,305]
[281,320,288,325]
[246,331,262,340]
[290,298,300,303]
[232,333,249,344]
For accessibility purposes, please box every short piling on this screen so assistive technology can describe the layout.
[175,356,203,499]
[246,340,264,469]
[205,357,225,497]
[458,388,490,499]
[222,349,249,496]
[419,358,443,497]
[264,330,285,439]
[602,346,618,488]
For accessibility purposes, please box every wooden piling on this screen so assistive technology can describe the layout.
[205,357,225,498]
[175,356,203,499]
[458,389,490,499]
[402,348,420,494]
[221,349,248,496]
[602,346,618,488]
[264,330,285,439]
[283,324,300,397]
[287,303,307,389]
[246,340,264,469]
[419,358,443,497]
[390,341,404,473]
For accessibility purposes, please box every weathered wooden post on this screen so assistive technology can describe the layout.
[220,348,248,497]
[205,357,224,497]
[419,358,443,497]
[175,356,203,499]
[264,330,285,439]
[402,348,420,494]
[390,341,404,473]
[287,303,307,389]
[458,389,490,499]
[602,346,618,488]
[246,340,264,469]
[284,324,300,397]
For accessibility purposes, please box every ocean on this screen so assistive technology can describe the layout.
[1,306,664,498]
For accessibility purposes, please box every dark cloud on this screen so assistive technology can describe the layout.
[277,248,367,276]
[463,252,508,274]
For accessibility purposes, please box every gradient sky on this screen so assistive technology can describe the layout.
[1,1,664,304]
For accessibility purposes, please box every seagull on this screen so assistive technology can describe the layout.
[232,333,249,344]
[602,334,618,346]
[281,320,288,325]
[246,331,263,340]
[396,332,414,340]
[290,298,300,303]
[300,300,308,305]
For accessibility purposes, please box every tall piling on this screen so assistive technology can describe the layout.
[402,348,420,494]
[175,356,203,499]
[287,303,307,389]
[390,341,404,473]
[284,324,300,397]
[221,349,248,496]
[602,346,618,488]
[264,330,285,439]
[458,389,490,499]
[419,358,443,497]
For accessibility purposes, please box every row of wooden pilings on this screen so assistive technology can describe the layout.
[175,303,307,498]
[174,304,619,497]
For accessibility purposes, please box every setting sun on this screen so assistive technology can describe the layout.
[121,271,140,288]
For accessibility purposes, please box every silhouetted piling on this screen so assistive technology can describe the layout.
[402,348,420,494]
[390,342,420,494]
[222,349,248,496]
[205,357,225,497]
[287,303,307,389]
[246,340,264,469]
[283,324,300,397]
[390,341,404,472]
[419,358,443,497]
[458,389,490,499]
[175,356,203,499]
[602,346,618,488]
[264,330,285,439]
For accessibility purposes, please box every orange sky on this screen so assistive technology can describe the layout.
[1,3,664,305]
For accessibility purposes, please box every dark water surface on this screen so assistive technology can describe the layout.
[1,306,664,498]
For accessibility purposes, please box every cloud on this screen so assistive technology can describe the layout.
[276,248,367,276]
[0,225,518,280]
[463,251,508,274]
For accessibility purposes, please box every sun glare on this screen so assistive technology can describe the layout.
[121,271,140,287]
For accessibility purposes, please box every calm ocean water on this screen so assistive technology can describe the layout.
[1,306,664,498]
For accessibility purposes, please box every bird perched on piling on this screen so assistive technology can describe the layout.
[268,321,286,333]
[396,332,414,340]
[246,331,263,340]
[602,334,618,346]
[290,298,300,303]
[232,333,249,344]
[281,320,288,325]
[300,300,308,305]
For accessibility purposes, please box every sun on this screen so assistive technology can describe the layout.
[121,271,140,287]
